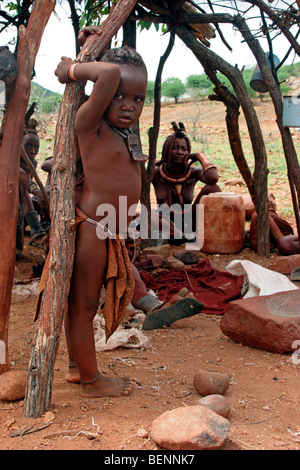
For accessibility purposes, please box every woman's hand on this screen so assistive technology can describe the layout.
[55,56,74,84]
[189,151,212,166]
[188,152,201,164]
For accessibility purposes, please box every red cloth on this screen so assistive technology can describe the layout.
[140,258,244,315]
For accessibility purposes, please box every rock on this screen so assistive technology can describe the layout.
[290,267,300,281]
[0,370,27,401]
[43,411,56,423]
[4,417,16,428]
[220,290,300,354]
[136,428,149,438]
[142,244,171,259]
[140,254,164,267]
[193,370,230,396]
[174,250,199,265]
[151,405,230,450]
[165,256,185,269]
[224,177,245,187]
[270,254,300,275]
[196,394,230,418]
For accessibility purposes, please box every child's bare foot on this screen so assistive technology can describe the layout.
[66,365,81,384]
[80,372,134,398]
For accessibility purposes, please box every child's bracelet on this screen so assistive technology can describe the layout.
[67,63,77,81]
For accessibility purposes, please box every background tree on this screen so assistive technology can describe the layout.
[162,76,186,103]
[186,73,211,100]
[0,0,33,34]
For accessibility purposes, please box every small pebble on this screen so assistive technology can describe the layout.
[137,428,149,438]
[43,411,56,423]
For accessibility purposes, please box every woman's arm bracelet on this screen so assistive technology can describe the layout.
[195,152,216,172]
[203,163,217,172]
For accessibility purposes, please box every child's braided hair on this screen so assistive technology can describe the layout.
[101,45,147,72]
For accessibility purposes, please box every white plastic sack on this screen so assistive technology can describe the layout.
[93,314,150,351]
[11,280,40,303]
[226,259,298,298]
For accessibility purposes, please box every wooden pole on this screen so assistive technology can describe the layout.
[24,0,139,418]
[205,72,255,199]
[234,15,300,239]
[0,0,56,375]
[140,31,175,249]
[175,24,270,257]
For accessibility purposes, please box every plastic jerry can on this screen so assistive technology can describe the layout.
[200,193,245,254]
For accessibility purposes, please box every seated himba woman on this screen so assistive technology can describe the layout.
[152,122,221,242]
[19,118,48,244]
[249,194,300,256]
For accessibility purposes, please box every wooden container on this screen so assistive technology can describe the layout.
[200,193,245,254]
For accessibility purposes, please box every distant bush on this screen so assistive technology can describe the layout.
[186,74,211,100]
[161,77,186,103]
[183,62,299,101]
[30,82,62,114]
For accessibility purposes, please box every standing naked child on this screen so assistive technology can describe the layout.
[55,41,148,398]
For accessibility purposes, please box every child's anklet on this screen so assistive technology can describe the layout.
[81,372,100,385]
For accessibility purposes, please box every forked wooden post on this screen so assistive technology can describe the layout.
[0,0,55,376]
[24,0,138,418]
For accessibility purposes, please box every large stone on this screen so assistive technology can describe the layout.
[0,370,27,401]
[151,405,230,450]
[270,254,300,275]
[220,290,300,354]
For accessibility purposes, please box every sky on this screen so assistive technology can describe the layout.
[1,1,298,94]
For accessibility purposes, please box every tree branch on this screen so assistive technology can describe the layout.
[247,0,300,56]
